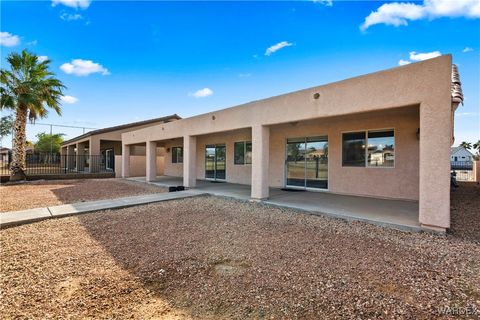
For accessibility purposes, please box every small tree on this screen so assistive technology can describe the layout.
[0,114,14,146]
[34,132,65,154]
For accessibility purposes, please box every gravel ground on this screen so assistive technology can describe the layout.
[1,184,479,319]
[0,178,165,212]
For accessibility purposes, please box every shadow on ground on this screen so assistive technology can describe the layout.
[76,184,480,319]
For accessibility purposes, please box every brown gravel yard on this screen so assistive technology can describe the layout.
[0,178,165,212]
[1,183,479,319]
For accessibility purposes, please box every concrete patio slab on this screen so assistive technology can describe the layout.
[1,190,207,228]
[129,176,421,232]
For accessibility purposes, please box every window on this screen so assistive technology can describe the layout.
[172,146,183,163]
[234,141,252,165]
[342,129,395,167]
[342,132,366,167]
[367,130,395,167]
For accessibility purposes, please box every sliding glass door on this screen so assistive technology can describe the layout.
[205,144,226,180]
[286,136,328,189]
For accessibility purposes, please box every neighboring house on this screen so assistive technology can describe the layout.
[450,146,474,162]
[60,114,180,173]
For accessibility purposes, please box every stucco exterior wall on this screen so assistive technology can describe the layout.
[115,155,164,178]
[269,106,419,200]
[162,138,184,177]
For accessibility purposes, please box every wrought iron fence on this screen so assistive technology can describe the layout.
[0,153,114,176]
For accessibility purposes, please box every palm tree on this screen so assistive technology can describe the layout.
[473,140,480,157]
[459,141,472,150]
[0,50,65,181]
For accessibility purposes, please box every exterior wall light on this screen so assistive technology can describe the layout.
[212,115,216,120]
[313,93,320,99]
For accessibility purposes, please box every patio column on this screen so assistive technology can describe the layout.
[146,141,157,182]
[183,135,196,188]
[419,101,451,231]
[76,142,85,171]
[251,125,269,200]
[66,145,75,171]
[122,143,130,178]
[89,137,101,173]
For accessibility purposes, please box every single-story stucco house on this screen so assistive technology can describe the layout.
[63,55,464,232]
[60,114,180,173]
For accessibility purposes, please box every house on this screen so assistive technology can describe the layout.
[116,55,462,232]
[450,146,474,162]
[60,114,181,173]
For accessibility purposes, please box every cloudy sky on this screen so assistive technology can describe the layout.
[1,0,479,146]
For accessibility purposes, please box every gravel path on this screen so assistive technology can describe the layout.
[1,184,479,319]
[0,178,165,212]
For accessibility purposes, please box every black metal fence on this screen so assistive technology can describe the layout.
[0,153,114,176]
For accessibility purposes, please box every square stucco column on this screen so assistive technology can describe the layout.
[146,141,157,182]
[419,102,452,231]
[251,125,270,200]
[122,144,130,178]
[66,145,75,170]
[183,135,196,188]
[76,142,86,171]
[89,137,101,173]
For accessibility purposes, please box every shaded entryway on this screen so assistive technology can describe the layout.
[128,176,420,231]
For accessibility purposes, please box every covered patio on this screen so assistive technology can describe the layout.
[128,176,420,232]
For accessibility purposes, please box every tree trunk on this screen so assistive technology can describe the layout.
[10,109,28,181]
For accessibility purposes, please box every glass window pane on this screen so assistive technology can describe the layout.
[172,147,178,163]
[305,137,328,189]
[234,142,245,165]
[245,142,252,164]
[177,147,183,163]
[367,130,394,167]
[342,132,366,167]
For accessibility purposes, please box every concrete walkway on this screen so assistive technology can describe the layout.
[0,190,207,228]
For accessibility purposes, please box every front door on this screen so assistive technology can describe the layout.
[205,144,226,180]
[286,136,328,189]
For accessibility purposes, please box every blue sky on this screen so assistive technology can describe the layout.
[1,0,479,147]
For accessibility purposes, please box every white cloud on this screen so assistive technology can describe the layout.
[191,88,213,98]
[38,56,49,62]
[398,51,442,66]
[0,32,20,47]
[462,47,474,53]
[457,112,477,116]
[409,50,442,61]
[312,0,333,6]
[60,95,78,104]
[238,73,252,78]
[361,0,480,31]
[27,40,38,46]
[52,0,91,9]
[60,13,83,21]
[398,59,411,66]
[60,59,110,76]
[265,41,294,56]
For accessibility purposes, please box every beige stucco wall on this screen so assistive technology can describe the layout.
[160,107,419,200]
[115,154,164,178]
[269,106,419,200]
